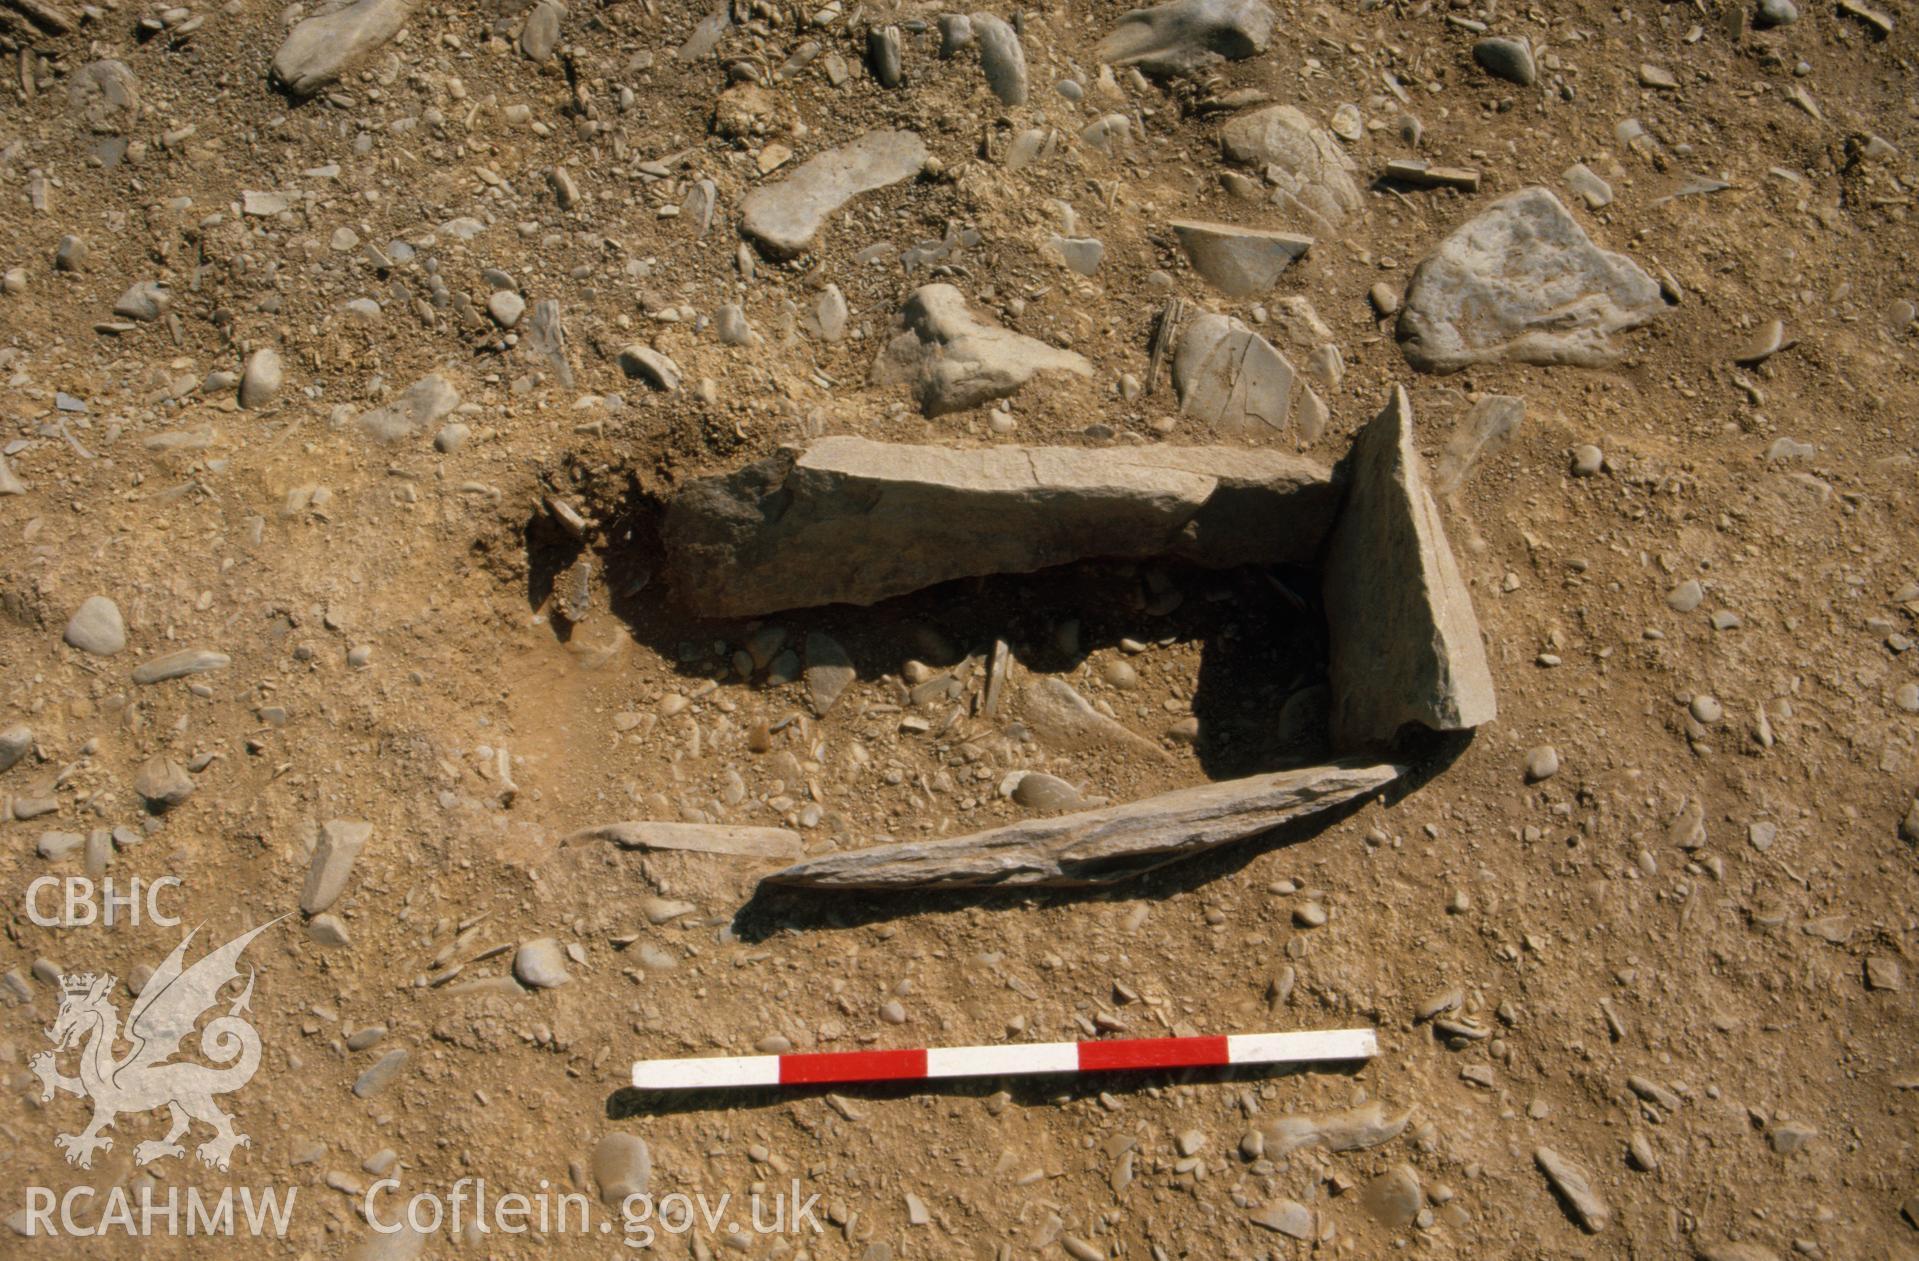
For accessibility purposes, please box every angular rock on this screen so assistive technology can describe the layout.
[1171,220,1313,296]
[352,1049,408,1098]
[271,0,416,98]
[592,1134,651,1205]
[1397,187,1665,372]
[301,819,372,915]
[1096,0,1275,78]
[661,435,1341,616]
[1249,1199,1314,1239]
[357,374,459,441]
[1535,1146,1611,1233]
[804,632,856,714]
[132,648,230,684]
[970,13,1027,104]
[520,300,574,387]
[1322,388,1496,749]
[133,757,193,811]
[1021,679,1170,765]
[760,760,1398,888]
[64,596,126,657]
[1173,312,1327,440]
[68,60,139,134]
[740,131,926,259]
[0,453,23,496]
[1473,37,1536,86]
[871,284,1090,416]
[1261,1101,1413,1154]
[113,282,168,322]
[239,348,283,409]
[1218,106,1361,236]
[0,724,31,774]
[567,821,801,860]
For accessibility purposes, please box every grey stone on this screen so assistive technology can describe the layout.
[1096,0,1275,77]
[867,24,902,87]
[1171,220,1313,296]
[301,819,372,914]
[352,1049,408,1098]
[661,435,1340,616]
[357,374,459,441]
[1363,1164,1423,1229]
[804,632,856,714]
[1757,0,1799,26]
[1397,187,1665,372]
[1021,678,1170,764]
[617,345,681,391]
[716,304,758,346]
[520,0,564,61]
[0,724,30,774]
[1434,394,1524,494]
[566,821,801,859]
[487,291,526,329]
[1473,37,1536,86]
[520,300,573,387]
[761,759,1398,888]
[0,453,22,496]
[113,282,168,322]
[1536,1146,1611,1233]
[939,12,974,56]
[54,235,87,272]
[1172,312,1327,440]
[970,13,1027,104]
[1049,235,1104,275]
[64,596,126,657]
[1218,105,1361,235]
[133,757,194,810]
[740,131,926,259]
[239,348,283,409]
[132,648,229,684]
[592,1134,651,1204]
[1011,771,1085,812]
[513,938,570,988]
[1696,1245,1784,1261]
[1250,1199,1313,1238]
[272,0,416,98]
[1322,388,1497,749]
[308,914,350,946]
[871,284,1091,416]
[1525,746,1560,782]
[68,60,140,134]
[807,285,848,341]
[1563,162,1614,209]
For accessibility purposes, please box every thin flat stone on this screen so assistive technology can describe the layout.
[758,760,1398,888]
[740,131,926,259]
[301,819,372,915]
[132,648,230,685]
[1171,219,1314,296]
[1322,388,1497,748]
[1535,1146,1611,1232]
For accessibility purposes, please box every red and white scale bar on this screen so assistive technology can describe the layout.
[632,1028,1376,1091]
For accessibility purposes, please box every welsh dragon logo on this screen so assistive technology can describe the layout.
[29,920,280,1171]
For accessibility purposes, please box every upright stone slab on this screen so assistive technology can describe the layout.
[1322,388,1496,748]
[1396,187,1664,372]
[661,436,1340,617]
[1171,220,1314,296]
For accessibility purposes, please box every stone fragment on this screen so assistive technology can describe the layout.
[352,1049,408,1098]
[1363,1164,1423,1229]
[872,284,1090,416]
[63,596,126,657]
[1171,220,1313,296]
[1218,105,1361,235]
[592,1135,651,1205]
[661,436,1340,616]
[68,60,140,133]
[271,0,415,98]
[617,345,681,391]
[1322,388,1497,749]
[804,632,856,714]
[0,725,30,774]
[1021,679,1170,764]
[1535,1147,1611,1233]
[301,820,372,914]
[1172,312,1327,439]
[1434,394,1523,494]
[520,0,564,61]
[113,282,168,321]
[760,760,1397,888]
[970,13,1027,104]
[133,757,194,811]
[1249,1199,1313,1238]
[357,374,459,442]
[132,648,230,684]
[513,938,570,988]
[1397,188,1665,372]
[54,235,88,272]
[239,348,283,409]
[1096,0,1275,78]
[1473,37,1535,86]
[1261,1101,1413,1154]
[740,131,925,259]
[567,821,801,860]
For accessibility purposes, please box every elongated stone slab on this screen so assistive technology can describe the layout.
[1322,387,1496,748]
[568,821,801,860]
[132,648,231,685]
[271,0,415,98]
[761,761,1398,888]
[740,131,925,259]
[661,436,1339,617]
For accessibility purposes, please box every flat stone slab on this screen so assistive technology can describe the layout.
[1219,105,1361,236]
[872,283,1091,416]
[1096,0,1275,77]
[660,435,1340,617]
[739,130,925,259]
[1396,186,1665,372]
[1322,387,1496,748]
[271,0,415,98]
[1173,312,1327,441]
[1172,220,1314,296]
[357,373,460,441]
[760,760,1399,888]
[567,821,801,860]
